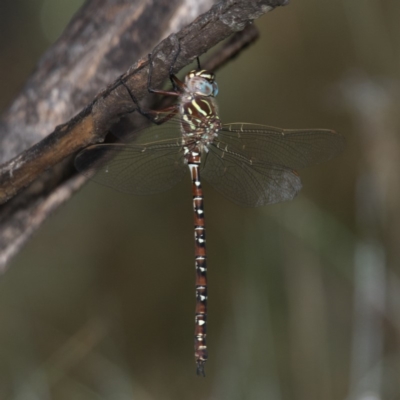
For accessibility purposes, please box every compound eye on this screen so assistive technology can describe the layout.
[196,81,213,96]
[195,79,218,96]
[185,71,217,96]
[212,82,219,96]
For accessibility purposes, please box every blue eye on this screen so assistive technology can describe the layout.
[197,81,213,95]
[185,72,218,96]
[212,83,219,96]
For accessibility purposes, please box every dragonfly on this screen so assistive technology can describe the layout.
[75,58,345,376]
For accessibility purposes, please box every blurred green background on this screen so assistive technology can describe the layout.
[1,0,399,399]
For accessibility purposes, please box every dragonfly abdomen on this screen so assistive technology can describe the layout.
[188,150,208,376]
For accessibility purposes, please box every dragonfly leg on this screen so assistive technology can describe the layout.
[168,39,181,89]
[147,39,182,96]
[147,39,203,97]
[149,106,179,125]
[147,40,201,96]
[147,35,181,92]
[118,78,178,125]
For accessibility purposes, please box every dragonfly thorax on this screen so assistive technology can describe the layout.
[180,95,221,149]
[180,70,220,138]
[184,70,219,97]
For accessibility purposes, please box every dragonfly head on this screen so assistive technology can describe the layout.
[185,70,219,97]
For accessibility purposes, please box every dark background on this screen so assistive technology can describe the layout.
[1,1,399,399]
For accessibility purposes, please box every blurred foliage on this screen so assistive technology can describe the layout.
[1,0,400,399]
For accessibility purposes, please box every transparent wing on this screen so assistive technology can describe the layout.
[115,116,183,144]
[75,141,187,195]
[202,145,302,207]
[219,123,345,169]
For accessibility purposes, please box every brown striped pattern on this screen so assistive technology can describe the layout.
[180,97,220,137]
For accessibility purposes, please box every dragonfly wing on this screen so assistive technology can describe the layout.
[113,116,183,144]
[75,142,187,195]
[219,123,345,169]
[202,145,302,207]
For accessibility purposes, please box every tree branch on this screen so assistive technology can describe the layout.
[0,0,288,271]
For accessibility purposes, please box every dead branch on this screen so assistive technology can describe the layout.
[0,0,288,271]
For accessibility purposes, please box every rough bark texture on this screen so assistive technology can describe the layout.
[0,0,289,271]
